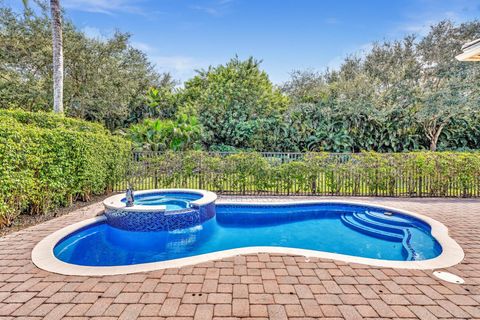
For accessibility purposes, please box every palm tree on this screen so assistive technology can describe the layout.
[50,0,63,114]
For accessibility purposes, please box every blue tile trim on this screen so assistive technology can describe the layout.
[105,202,216,232]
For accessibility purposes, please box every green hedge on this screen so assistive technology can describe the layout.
[0,110,131,227]
[0,109,107,134]
[127,151,480,197]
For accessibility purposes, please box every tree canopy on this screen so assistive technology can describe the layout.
[181,57,289,150]
[0,4,171,130]
[279,20,480,152]
[1,1,479,153]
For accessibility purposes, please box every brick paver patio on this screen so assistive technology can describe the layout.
[0,197,479,319]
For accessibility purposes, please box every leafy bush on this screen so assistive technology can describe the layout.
[0,110,131,227]
[0,109,107,134]
[224,153,271,194]
[127,114,202,152]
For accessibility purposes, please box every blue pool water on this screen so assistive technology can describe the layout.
[54,203,442,266]
[121,192,202,210]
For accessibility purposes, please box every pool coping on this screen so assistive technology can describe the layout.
[102,188,217,212]
[31,200,464,276]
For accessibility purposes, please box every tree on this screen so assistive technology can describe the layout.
[50,0,63,114]
[0,4,168,129]
[280,20,480,152]
[182,57,289,150]
[281,70,327,104]
[415,21,480,151]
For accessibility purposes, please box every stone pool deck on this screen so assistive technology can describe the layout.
[0,197,479,319]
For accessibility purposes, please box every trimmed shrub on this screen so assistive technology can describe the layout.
[0,109,107,134]
[0,110,130,227]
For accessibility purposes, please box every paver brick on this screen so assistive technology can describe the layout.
[249,293,274,304]
[104,303,127,316]
[267,304,288,320]
[139,292,167,304]
[46,292,77,304]
[4,292,37,303]
[445,294,479,305]
[232,299,249,317]
[338,305,362,320]
[118,303,143,320]
[300,299,323,317]
[139,303,161,316]
[11,297,46,316]
[73,292,102,304]
[159,298,181,317]
[207,293,232,304]
[285,304,304,317]
[176,303,196,316]
[113,292,142,304]
[321,304,342,317]
[43,303,74,320]
[214,303,231,316]
[67,303,92,316]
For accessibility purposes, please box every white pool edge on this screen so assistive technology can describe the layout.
[103,188,217,212]
[32,200,464,276]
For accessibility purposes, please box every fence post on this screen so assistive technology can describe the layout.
[418,169,423,197]
[199,155,203,190]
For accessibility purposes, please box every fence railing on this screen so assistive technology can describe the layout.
[115,151,480,197]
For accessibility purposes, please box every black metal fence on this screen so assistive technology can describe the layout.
[115,151,480,197]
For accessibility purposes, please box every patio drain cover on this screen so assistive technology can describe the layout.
[433,271,464,284]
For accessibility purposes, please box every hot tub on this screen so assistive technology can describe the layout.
[102,189,217,232]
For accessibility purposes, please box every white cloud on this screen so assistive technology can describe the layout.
[127,40,210,82]
[131,41,154,53]
[189,0,235,17]
[324,17,339,25]
[326,42,373,71]
[395,0,479,36]
[62,0,144,15]
[81,26,106,40]
[326,55,344,71]
[155,56,197,71]
[152,56,209,82]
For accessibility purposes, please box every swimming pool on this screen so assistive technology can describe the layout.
[32,196,464,275]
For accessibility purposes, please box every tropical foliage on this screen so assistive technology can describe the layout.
[127,114,202,152]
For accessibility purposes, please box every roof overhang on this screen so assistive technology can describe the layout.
[456,38,480,61]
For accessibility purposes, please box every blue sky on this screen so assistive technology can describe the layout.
[5,0,480,84]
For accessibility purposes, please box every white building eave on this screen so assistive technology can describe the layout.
[456,38,480,61]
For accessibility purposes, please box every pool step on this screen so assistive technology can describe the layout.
[352,212,405,236]
[340,212,416,261]
[340,213,403,242]
[364,210,412,227]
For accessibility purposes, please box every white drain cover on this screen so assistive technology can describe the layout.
[433,271,464,284]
